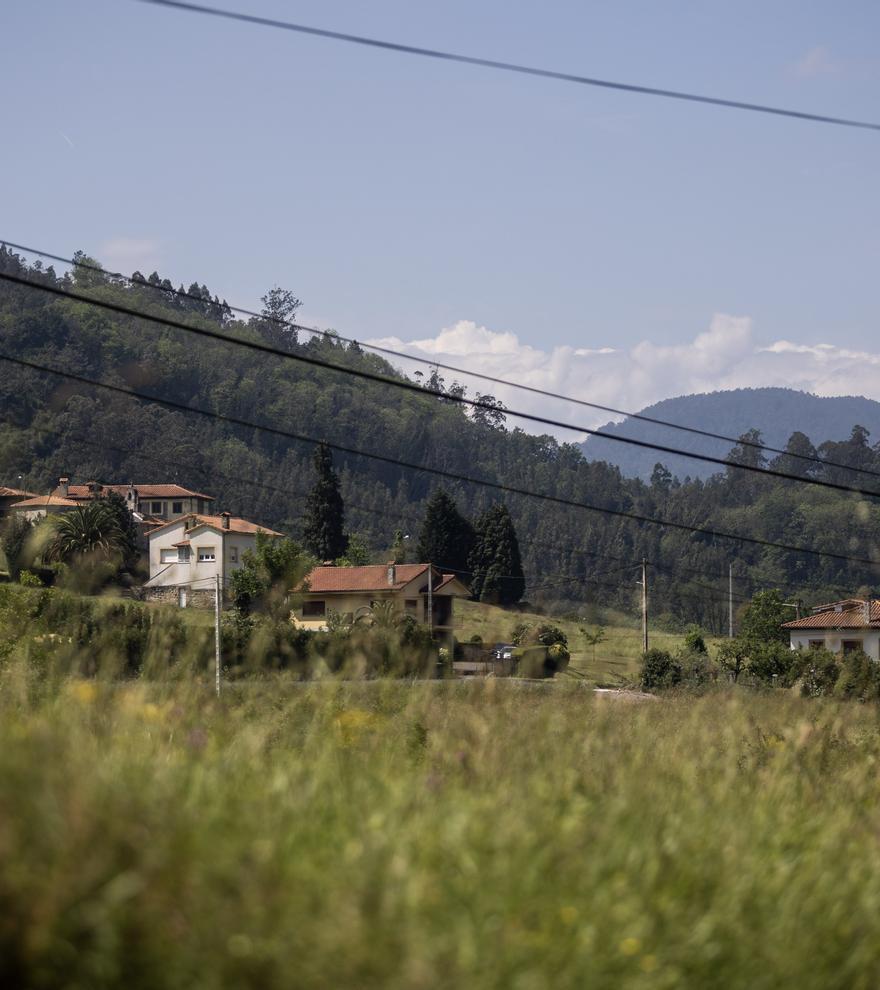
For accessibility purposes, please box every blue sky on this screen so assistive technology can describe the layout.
[3,0,879,426]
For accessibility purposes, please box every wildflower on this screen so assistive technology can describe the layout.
[70,681,97,704]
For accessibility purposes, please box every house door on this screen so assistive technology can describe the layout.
[178,587,188,608]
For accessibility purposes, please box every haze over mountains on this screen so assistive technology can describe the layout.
[580,388,880,481]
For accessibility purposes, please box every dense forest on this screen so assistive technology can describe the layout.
[2,245,880,633]
[582,388,880,481]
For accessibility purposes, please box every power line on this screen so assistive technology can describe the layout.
[3,350,878,568]
[0,410,671,582]
[136,0,880,133]
[0,415,836,606]
[5,270,880,501]
[7,241,880,486]
[0,408,753,599]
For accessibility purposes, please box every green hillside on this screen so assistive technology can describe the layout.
[2,245,879,631]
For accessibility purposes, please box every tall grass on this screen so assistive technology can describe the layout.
[2,659,880,988]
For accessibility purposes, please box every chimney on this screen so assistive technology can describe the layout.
[58,476,69,497]
[387,562,396,586]
[220,511,231,530]
[866,598,872,626]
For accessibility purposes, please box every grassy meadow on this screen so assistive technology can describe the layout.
[3,665,880,988]
[455,600,718,685]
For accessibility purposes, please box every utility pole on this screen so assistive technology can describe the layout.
[427,564,433,636]
[729,563,734,639]
[641,558,648,655]
[214,573,222,698]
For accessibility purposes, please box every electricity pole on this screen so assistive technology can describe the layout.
[641,558,648,654]
[729,563,734,639]
[427,564,433,635]
[214,574,222,697]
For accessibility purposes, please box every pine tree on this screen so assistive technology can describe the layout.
[469,504,525,606]
[302,442,348,561]
[416,489,475,575]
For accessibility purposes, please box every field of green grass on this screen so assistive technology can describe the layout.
[456,600,718,685]
[3,665,880,988]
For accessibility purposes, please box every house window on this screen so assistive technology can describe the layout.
[178,546,191,563]
[197,547,216,562]
[172,501,183,514]
[151,501,163,515]
[808,640,825,651]
[160,548,178,564]
[841,640,863,654]
[302,600,326,618]
[405,598,418,615]
[229,547,239,563]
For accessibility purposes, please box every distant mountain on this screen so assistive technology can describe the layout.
[580,388,880,480]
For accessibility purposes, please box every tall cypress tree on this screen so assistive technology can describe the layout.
[302,442,348,560]
[468,504,525,606]
[416,489,475,575]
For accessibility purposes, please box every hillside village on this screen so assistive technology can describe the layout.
[5,463,880,688]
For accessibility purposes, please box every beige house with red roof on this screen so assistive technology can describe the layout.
[783,599,880,659]
[52,478,214,524]
[144,512,283,607]
[294,563,471,648]
[8,493,82,522]
[0,486,39,517]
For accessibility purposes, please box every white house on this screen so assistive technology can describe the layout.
[783,599,880,659]
[143,512,283,607]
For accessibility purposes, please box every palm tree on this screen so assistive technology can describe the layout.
[354,600,401,630]
[48,502,127,563]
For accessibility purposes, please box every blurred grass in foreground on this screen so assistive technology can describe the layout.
[2,666,880,989]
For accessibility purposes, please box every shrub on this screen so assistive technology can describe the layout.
[511,622,567,648]
[676,648,718,689]
[787,647,840,698]
[683,625,708,655]
[834,650,880,702]
[18,570,42,588]
[546,642,571,677]
[747,642,795,684]
[640,649,682,691]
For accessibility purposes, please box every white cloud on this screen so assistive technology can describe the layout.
[792,46,839,78]
[367,315,880,440]
[99,237,161,273]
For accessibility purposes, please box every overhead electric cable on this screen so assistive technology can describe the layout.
[4,270,880,501]
[135,0,880,133]
[2,351,877,568]
[0,418,838,604]
[7,240,879,484]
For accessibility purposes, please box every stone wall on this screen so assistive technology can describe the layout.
[143,586,218,609]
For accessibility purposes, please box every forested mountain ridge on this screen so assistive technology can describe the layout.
[581,388,880,481]
[3,245,880,632]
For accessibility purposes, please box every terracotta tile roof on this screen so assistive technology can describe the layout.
[11,494,81,509]
[435,573,471,595]
[148,513,283,538]
[55,483,214,500]
[303,564,430,593]
[0,487,38,498]
[783,600,880,629]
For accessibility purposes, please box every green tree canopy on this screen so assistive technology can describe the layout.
[302,442,348,561]
[416,489,475,575]
[47,502,126,563]
[469,503,525,606]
